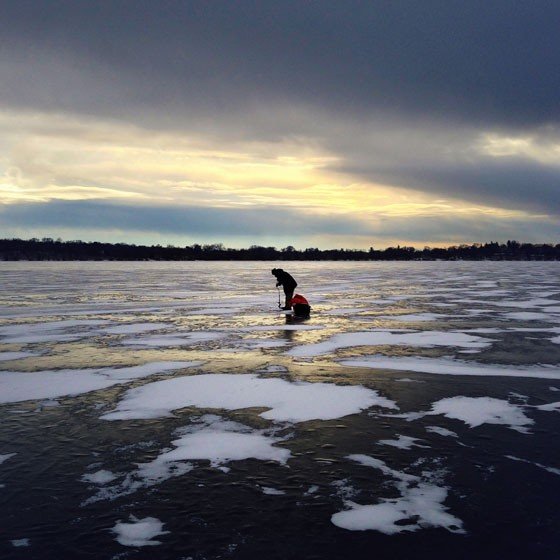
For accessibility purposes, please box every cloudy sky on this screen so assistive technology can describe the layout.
[1,1,559,249]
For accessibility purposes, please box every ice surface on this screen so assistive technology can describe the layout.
[3,262,560,555]
[239,325,324,331]
[235,338,288,349]
[121,332,226,347]
[186,307,245,315]
[0,361,199,403]
[112,515,169,547]
[288,331,492,358]
[339,355,560,380]
[331,455,464,534]
[380,313,447,322]
[102,322,171,334]
[101,374,397,422]
[0,351,37,361]
[101,361,203,381]
[324,307,366,316]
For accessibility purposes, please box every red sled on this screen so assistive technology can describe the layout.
[290,294,311,317]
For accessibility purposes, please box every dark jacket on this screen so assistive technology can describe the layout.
[272,269,297,290]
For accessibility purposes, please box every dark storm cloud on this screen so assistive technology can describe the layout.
[2,1,560,222]
[2,200,559,244]
[339,156,560,216]
[1,1,560,128]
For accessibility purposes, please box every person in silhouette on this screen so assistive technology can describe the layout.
[271,268,297,310]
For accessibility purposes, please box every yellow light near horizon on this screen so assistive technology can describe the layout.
[0,109,550,229]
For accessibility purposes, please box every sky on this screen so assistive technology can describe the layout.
[1,0,559,249]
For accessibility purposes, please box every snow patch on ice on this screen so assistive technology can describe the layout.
[339,355,560,380]
[304,485,319,495]
[87,415,289,502]
[378,435,429,450]
[288,331,491,357]
[0,452,16,465]
[0,361,200,403]
[82,470,118,484]
[425,426,458,438]
[0,351,37,361]
[348,454,419,483]
[382,397,533,432]
[0,319,110,344]
[331,478,360,500]
[121,332,226,347]
[429,397,533,432]
[331,454,464,534]
[112,515,169,547]
[504,311,557,321]
[535,401,560,412]
[142,422,290,469]
[261,486,286,495]
[11,539,30,547]
[506,455,560,476]
[102,373,397,422]
[541,306,560,313]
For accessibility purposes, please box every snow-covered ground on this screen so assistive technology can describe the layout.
[1,261,559,559]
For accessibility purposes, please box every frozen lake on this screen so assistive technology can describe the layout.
[1,261,560,559]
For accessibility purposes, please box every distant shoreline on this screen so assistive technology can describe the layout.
[1,238,559,261]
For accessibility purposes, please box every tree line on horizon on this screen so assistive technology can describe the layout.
[1,238,560,261]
